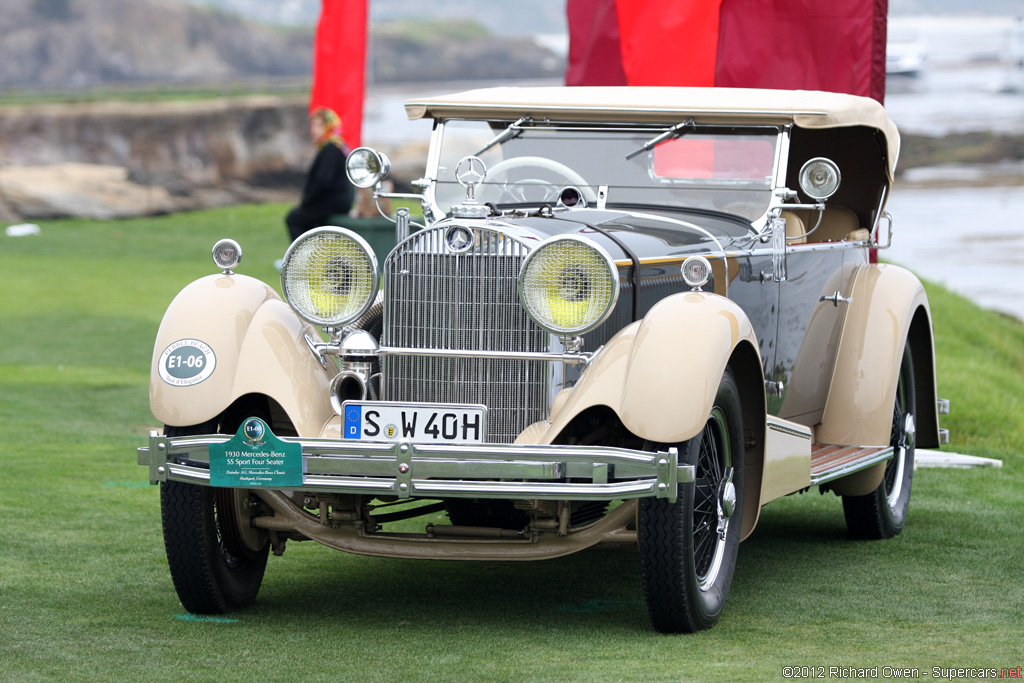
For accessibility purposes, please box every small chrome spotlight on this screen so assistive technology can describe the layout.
[212,238,242,273]
[681,256,712,291]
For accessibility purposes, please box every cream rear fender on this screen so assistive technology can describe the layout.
[149,274,335,436]
[817,264,940,449]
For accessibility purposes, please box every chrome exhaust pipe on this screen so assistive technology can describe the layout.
[330,371,368,414]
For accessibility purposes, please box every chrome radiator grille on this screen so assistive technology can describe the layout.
[382,226,548,444]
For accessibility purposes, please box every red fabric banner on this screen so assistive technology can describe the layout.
[615,0,724,87]
[715,0,885,101]
[870,0,889,104]
[566,0,627,86]
[310,0,368,147]
[566,0,888,103]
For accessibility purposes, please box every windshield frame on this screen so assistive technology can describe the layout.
[422,118,788,232]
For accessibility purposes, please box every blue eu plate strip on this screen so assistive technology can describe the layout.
[344,405,362,440]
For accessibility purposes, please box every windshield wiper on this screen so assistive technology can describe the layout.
[625,118,695,161]
[473,115,532,156]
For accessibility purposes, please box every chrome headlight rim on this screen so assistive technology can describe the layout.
[346,146,392,189]
[280,226,380,328]
[518,235,620,337]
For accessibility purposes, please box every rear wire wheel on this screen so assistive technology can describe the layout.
[842,342,916,539]
[160,417,269,614]
[638,368,745,633]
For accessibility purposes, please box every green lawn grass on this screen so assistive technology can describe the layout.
[0,79,311,107]
[1,205,1021,681]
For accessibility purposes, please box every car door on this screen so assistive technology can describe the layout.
[727,248,780,397]
[773,243,862,425]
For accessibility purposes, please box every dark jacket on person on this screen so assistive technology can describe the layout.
[286,142,355,240]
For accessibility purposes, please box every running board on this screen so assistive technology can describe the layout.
[810,444,894,485]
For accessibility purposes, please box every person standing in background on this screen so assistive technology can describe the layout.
[285,107,355,241]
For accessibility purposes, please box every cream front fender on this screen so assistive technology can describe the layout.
[526,291,766,541]
[540,292,762,445]
[149,274,335,435]
[817,264,937,448]
[620,292,761,443]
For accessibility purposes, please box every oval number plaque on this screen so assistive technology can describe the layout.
[158,338,217,387]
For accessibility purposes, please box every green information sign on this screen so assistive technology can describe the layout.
[209,417,303,488]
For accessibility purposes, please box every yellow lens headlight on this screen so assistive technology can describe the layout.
[518,236,619,335]
[280,227,378,326]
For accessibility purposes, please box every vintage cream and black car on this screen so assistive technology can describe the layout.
[139,87,948,633]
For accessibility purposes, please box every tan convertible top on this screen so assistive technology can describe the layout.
[406,86,900,178]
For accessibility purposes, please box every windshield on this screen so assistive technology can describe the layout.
[432,119,779,223]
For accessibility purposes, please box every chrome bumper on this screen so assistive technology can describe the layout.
[137,432,692,503]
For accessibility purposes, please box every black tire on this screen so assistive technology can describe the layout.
[161,419,269,614]
[638,368,745,633]
[842,342,916,540]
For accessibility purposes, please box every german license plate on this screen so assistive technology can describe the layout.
[342,401,488,443]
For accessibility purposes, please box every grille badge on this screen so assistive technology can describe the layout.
[445,226,474,253]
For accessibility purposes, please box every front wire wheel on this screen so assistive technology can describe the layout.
[842,342,917,539]
[160,418,270,614]
[639,368,745,633]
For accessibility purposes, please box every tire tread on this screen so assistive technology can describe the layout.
[160,420,268,614]
[161,480,228,614]
[638,368,744,634]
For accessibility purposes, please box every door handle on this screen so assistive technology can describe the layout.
[819,291,852,307]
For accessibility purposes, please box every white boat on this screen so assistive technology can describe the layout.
[887,34,928,77]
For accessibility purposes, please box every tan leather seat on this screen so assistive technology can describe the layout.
[779,210,807,244]
[793,206,861,243]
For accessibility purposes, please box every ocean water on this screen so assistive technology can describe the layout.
[885,184,1024,321]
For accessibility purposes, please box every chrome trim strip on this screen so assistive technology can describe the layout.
[745,240,868,257]
[166,463,210,484]
[767,421,813,439]
[414,479,657,499]
[139,434,691,502]
[809,446,894,485]
[379,346,592,366]
[613,250,865,268]
[306,456,565,480]
[870,182,888,239]
[422,120,444,223]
